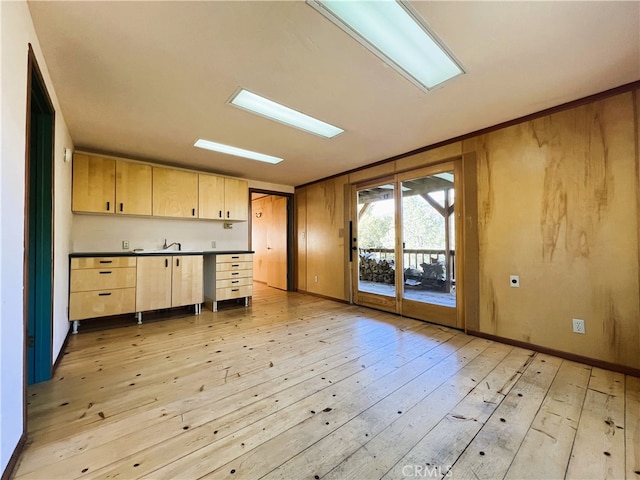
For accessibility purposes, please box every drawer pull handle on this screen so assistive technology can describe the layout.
[232,264,239,267]
[219,210,223,218]
[231,272,239,276]
[99,260,113,264]
[231,256,240,259]
[232,280,239,284]
[98,292,112,296]
[120,203,124,212]
[106,201,110,211]
[231,289,239,292]
[99,271,112,275]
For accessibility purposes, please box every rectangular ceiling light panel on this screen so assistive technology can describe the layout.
[194,139,283,164]
[308,0,464,90]
[230,89,344,138]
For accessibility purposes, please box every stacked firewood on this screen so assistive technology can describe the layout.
[359,253,395,284]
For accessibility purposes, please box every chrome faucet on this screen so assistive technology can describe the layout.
[163,239,182,251]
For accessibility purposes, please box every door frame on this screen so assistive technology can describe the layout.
[24,44,56,386]
[351,159,466,329]
[249,189,295,291]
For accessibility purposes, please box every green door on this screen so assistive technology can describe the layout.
[27,60,54,384]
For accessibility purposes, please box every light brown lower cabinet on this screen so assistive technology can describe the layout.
[204,253,253,312]
[69,256,137,334]
[69,254,203,333]
[135,255,203,322]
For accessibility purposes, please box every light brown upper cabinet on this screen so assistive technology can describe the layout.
[198,174,225,220]
[72,154,116,213]
[115,160,152,215]
[198,174,248,221]
[153,167,198,218]
[73,153,247,221]
[224,177,249,221]
[73,154,152,216]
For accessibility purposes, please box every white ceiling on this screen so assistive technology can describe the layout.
[28,1,640,187]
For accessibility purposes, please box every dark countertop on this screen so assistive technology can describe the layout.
[70,250,254,258]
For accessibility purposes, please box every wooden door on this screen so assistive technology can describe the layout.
[198,174,225,220]
[152,167,198,218]
[251,196,269,283]
[135,256,172,311]
[171,255,203,307]
[224,178,248,221]
[115,160,152,215]
[72,154,115,213]
[267,196,288,290]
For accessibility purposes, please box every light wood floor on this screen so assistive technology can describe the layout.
[13,283,640,479]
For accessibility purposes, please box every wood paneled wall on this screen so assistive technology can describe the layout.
[474,91,639,370]
[294,88,640,370]
[296,175,350,300]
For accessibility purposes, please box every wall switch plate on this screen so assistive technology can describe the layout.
[223,223,233,229]
[572,318,586,334]
[211,241,216,248]
[509,275,520,287]
[122,240,129,250]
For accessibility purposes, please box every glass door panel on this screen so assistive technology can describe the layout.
[354,182,397,312]
[399,166,458,326]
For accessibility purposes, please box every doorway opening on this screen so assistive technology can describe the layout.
[250,190,294,291]
[24,46,55,384]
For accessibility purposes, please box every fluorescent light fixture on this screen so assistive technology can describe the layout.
[194,139,283,164]
[229,89,344,138]
[308,0,464,91]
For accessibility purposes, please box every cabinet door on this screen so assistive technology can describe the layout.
[72,154,115,213]
[171,255,203,307]
[224,178,249,221]
[198,174,225,219]
[136,256,172,311]
[116,160,152,215]
[152,167,198,218]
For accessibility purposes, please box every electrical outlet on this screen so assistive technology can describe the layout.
[314,275,318,283]
[509,275,520,287]
[572,318,586,334]
[211,241,216,248]
[122,240,129,250]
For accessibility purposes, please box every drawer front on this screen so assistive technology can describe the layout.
[216,261,253,272]
[69,288,136,321]
[71,257,136,269]
[216,269,253,280]
[216,253,253,264]
[216,285,252,301]
[70,267,136,292]
[216,277,253,289]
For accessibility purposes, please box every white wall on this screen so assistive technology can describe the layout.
[71,179,293,253]
[0,0,73,474]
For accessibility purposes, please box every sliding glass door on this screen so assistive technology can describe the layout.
[352,162,461,328]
